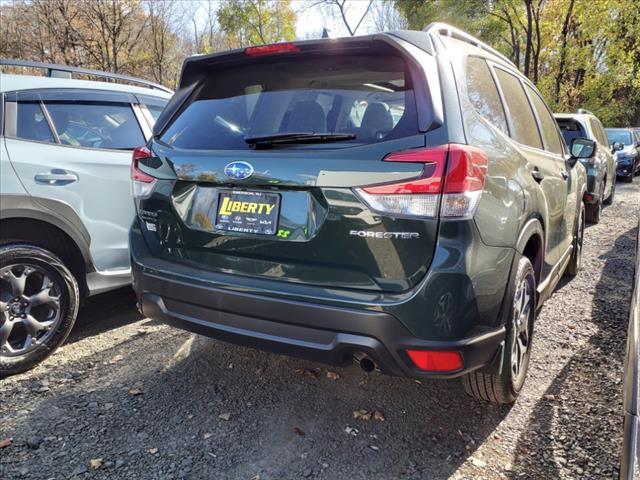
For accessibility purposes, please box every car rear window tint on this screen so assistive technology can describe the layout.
[524,84,564,155]
[494,68,542,150]
[16,101,55,143]
[466,56,508,134]
[44,101,145,150]
[161,54,419,150]
[556,119,587,147]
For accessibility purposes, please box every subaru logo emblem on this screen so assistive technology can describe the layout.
[224,161,254,180]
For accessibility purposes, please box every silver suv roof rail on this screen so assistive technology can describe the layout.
[424,23,517,69]
[577,108,594,115]
[0,58,173,94]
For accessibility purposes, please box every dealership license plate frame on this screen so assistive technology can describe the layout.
[214,189,281,235]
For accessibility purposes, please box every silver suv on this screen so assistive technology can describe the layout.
[554,110,617,224]
[0,60,172,375]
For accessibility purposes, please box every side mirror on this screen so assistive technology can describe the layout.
[612,141,624,151]
[570,137,596,160]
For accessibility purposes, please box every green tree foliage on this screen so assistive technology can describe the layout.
[395,0,640,125]
[216,0,297,47]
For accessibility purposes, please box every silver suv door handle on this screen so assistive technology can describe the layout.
[34,169,78,186]
[560,170,569,180]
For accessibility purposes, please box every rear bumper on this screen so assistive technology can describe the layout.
[131,226,506,379]
[135,271,505,379]
[618,161,636,177]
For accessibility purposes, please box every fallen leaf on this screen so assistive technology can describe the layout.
[369,445,380,451]
[0,438,12,448]
[373,410,385,422]
[203,433,213,439]
[344,426,359,436]
[208,452,217,458]
[353,409,372,421]
[128,388,143,396]
[544,394,556,401]
[293,427,305,436]
[251,475,261,480]
[90,458,103,470]
[148,448,158,454]
[294,367,321,379]
[325,371,340,380]
[218,413,231,421]
[470,457,487,468]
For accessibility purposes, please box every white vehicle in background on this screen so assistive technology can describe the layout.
[0,59,172,376]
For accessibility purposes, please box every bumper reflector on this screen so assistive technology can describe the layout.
[406,350,463,372]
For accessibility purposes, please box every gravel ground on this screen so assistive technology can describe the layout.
[1,181,638,480]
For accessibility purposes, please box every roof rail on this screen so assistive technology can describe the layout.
[0,59,173,94]
[424,23,516,69]
[577,108,594,115]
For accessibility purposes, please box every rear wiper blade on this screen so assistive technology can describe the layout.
[244,132,355,148]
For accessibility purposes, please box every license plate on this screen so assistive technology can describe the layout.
[215,190,280,235]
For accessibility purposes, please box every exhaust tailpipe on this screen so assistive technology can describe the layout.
[353,352,378,373]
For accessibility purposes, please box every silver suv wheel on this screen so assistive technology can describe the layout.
[0,264,63,356]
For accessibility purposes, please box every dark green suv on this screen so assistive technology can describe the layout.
[130,24,589,403]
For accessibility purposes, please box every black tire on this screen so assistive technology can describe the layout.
[565,201,585,277]
[462,255,536,404]
[0,244,79,378]
[585,182,603,224]
[603,179,615,205]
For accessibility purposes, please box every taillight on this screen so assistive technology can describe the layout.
[245,43,300,56]
[131,146,157,199]
[406,350,464,372]
[353,144,487,219]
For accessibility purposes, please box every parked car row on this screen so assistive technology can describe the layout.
[0,26,636,414]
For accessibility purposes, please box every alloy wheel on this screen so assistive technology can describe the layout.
[575,205,585,270]
[510,276,533,387]
[0,264,62,356]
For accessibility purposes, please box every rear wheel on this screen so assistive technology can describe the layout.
[603,178,615,205]
[585,184,603,224]
[565,201,585,277]
[462,256,536,404]
[0,244,79,377]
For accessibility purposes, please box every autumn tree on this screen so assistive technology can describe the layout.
[216,0,297,47]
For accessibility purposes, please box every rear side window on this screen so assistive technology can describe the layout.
[524,84,563,155]
[44,101,145,150]
[161,54,419,150]
[466,57,508,134]
[138,95,168,123]
[494,69,542,149]
[588,117,608,146]
[16,101,55,143]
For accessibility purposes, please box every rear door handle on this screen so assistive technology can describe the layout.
[560,170,569,180]
[531,169,544,183]
[34,169,78,186]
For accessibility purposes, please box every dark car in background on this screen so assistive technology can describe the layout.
[621,220,640,480]
[555,111,617,223]
[130,24,589,404]
[606,128,640,182]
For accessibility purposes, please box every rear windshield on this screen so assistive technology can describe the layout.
[606,129,632,145]
[556,119,587,147]
[160,54,418,150]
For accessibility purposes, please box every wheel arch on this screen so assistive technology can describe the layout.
[0,197,93,296]
[515,217,545,285]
